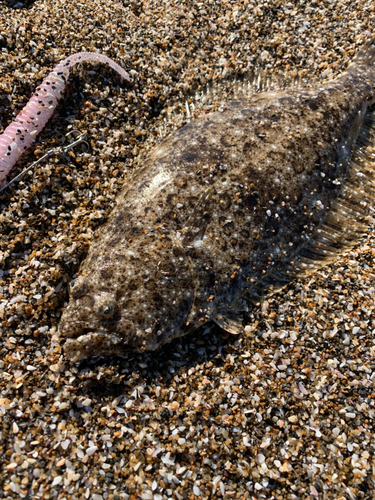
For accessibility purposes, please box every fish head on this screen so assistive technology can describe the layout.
[58,244,197,361]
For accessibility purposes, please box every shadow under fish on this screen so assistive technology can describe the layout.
[57,41,375,361]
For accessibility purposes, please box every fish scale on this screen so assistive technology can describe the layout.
[58,41,375,360]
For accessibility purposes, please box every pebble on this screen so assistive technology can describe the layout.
[1,0,375,499]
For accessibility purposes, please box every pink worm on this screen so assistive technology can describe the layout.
[0,52,131,184]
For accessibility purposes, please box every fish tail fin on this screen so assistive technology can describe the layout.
[343,40,375,101]
[350,39,375,68]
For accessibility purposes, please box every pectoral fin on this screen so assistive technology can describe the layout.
[181,187,216,247]
[212,307,244,335]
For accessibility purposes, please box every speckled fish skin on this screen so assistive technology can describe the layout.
[59,42,375,360]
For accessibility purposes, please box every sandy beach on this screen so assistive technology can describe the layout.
[0,0,375,498]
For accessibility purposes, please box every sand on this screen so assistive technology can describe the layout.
[0,0,375,499]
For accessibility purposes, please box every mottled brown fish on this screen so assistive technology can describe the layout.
[59,41,375,361]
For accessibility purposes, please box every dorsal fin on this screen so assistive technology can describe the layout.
[158,68,320,135]
[183,69,314,120]
[154,41,375,144]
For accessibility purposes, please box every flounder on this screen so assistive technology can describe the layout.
[59,41,375,361]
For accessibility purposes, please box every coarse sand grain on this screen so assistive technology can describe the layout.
[0,0,375,499]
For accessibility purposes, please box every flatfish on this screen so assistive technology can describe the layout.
[59,41,375,361]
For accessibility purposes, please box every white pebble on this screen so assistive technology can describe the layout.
[86,445,98,456]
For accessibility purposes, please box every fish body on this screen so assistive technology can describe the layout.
[59,42,375,360]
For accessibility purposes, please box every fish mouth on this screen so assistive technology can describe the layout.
[63,331,124,362]
[60,304,176,360]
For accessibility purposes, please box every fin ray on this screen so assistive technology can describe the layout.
[181,187,216,247]
[212,309,244,335]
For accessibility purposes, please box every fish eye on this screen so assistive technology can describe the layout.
[96,296,116,319]
[69,276,89,299]
[103,305,113,316]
